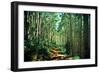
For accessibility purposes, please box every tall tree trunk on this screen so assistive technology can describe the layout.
[69,14,73,56]
[80,15,85,58]
[83,14,90,58]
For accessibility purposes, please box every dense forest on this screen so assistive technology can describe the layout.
[24,11,90,62]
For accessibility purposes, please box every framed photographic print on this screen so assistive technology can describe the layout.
[11,1,97,71]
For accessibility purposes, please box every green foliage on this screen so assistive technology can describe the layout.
[73,56,80,60]
[24,11,90,61]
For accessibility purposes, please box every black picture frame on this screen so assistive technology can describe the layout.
[11,1,97,72]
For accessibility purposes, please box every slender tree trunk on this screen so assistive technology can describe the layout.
[69,14,73,56]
